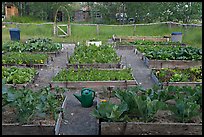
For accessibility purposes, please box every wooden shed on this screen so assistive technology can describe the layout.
[5,3,18,19]
[74,6,90,22]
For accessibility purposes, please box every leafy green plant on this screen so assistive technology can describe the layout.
[153,66,202,82]
[115,88,167,122]
[91,101,128,122]
[92,85,202,123]
[69,44,120,64]
[136,45,202,60]
[169,97,200,123]
[2,38,62,53]
[2,52,48,64]
[52,67,134,81]
[131,40,181,46]
[25,38,62,52]
[2,86,66,124]
[2,66,37,84]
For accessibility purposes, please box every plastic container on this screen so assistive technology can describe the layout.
[171,32,182,43]
[9,28,20,41]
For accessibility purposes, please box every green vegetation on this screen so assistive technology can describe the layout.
[52,67,134,81]
[2,52,48,65]
[69,44,120,64]
[2,38,62,53]
[2,66,37,84]
[2,83,66,124]
[2,23,202,48]
[153,66,202,82]
[131,40,182,45]
[92,85,202,123]
[3,16,45,23]
[136,45,202,60]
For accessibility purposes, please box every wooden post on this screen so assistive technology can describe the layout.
[96,24,99,35]
[168,22,172,28]
[53,23,56,36]
[133,24,136,36]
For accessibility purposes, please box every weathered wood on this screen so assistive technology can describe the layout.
[96,24,99,35]
[2,63,48,69]
[100,121,202,135]
[143,56,202,69]
[113,36,168,42]
[2,124,55,135]
[50,80,138,89]
[114,45,135,50]
[66,62,123,69]
[57,25,67,36]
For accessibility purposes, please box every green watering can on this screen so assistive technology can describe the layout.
[73,88,96,108]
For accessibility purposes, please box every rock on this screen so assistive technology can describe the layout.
[165,99,176,105]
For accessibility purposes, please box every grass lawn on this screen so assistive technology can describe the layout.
[2,23,202,48]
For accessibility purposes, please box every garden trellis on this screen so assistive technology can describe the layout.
[53,6,71,37]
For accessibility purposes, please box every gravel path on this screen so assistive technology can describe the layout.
[30,44,155,135]
[116,49,154,89]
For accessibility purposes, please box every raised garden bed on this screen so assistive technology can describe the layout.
[2,66,39,89]
[2,52,51,69]
[151,67,202,87]
[130,40,185,46]
[30,50,61,57]
[143,56,202,69]
[112,35,168,42]
[66,63,124,69]
[93,85,202,135]
[2,86,68,135]
[50,68,138,89]
[2,38,62,53]
[99,121,202,135]
[67,44,122,69]
[135,45,202,68]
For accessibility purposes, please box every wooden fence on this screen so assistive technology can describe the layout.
[2,21,202,37]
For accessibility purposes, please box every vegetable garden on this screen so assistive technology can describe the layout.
[2,34,202,135]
